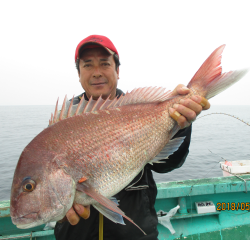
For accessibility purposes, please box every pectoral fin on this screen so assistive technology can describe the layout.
[93,202,125,225]
[76,182,146,235]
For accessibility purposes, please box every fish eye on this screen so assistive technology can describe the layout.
[22,179,36,192]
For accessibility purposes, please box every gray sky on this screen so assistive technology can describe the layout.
[1,0,250,105]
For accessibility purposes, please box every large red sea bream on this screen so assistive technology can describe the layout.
[10,45,248,234]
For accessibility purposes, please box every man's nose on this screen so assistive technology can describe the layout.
[93,67,102,78]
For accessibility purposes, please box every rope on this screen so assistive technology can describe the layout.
[99,213,103,240]
[197,112,250,126]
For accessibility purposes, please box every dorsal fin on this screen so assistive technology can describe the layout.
[83,96,96,113]
[113,95,124,108]
[49,87,172,126]
[74,94,85,116]
[90,95,104,112]
[67,95,74,118]
[59,96,67,121]
[106,97,118,109]
[52,98,59,124]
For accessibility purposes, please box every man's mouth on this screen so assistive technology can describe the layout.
[91,82,107,86]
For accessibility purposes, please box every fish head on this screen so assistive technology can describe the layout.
[10,148,76,229]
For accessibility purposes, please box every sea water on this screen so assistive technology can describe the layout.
[0,105,249,201]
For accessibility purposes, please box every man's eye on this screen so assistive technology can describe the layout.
[102,63,110,66]
[84,64,91,67]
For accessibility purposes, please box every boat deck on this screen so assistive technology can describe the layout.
[1,175,250,239]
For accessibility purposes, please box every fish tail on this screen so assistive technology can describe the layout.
[187,45,249,100]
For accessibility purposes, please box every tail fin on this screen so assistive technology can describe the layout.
[187,45,249,100]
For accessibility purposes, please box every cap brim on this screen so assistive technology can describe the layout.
[78,42,114,59]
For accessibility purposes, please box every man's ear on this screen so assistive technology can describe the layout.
[117,67,120,80]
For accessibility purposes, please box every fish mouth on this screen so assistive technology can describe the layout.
[21,212,39,219]
[12,211,38,220]
[12,212,39,228]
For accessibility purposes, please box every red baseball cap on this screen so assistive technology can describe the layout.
[75,35,119,62]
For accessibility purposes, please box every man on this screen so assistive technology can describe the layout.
[54,35,210,240]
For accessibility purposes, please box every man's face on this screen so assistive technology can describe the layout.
[78,47,119,100]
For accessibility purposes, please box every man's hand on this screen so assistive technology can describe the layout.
[169,84,210,128]
[59,204,90,225]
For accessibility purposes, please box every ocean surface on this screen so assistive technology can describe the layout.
[0,105,250,201]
